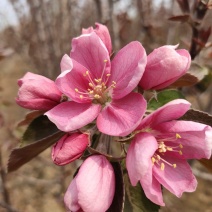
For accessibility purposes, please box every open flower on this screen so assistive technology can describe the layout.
[139,45,191,90]
[126,99,212,206]
[52,132,89,166]
[46,32,147,136]
[64,155,115,212]
[16,72,62,111]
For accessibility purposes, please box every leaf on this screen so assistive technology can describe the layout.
[147,89,185,110]
[17,110,44,127]
[199,157,212,173]
[169,73,198,88]
[122,161,160,212]
[7,131,65,172]
[21,115,59,146]
[107,162,124,212]
[168,14,190,22]
[180,109,212,127]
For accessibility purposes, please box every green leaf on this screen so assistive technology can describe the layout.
[7,131,65,172]
[21,115,59,146]
[147,89,185,111]
[107,162,124,212]
[122,161,160,212]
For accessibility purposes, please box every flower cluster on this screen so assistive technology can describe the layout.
[16,23,212,211]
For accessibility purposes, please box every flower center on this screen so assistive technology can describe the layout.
[151,133,183,171]
[74,60,116,105]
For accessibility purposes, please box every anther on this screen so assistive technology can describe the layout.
[151,157,156,163]
[94,94,101,99]
[179,150,183,155]
[176,133,181,139]
[104,59,108,63]
[75,88,79,92]
[89,83,94,87]
[80,95,83,99]
[173,164,177,168]
[161,163,165,171]
[106,74,111,77]
[179,144,183,148]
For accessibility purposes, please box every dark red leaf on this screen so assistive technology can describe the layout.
[168,14,190,22]
[7,131,65,172]
[169,73,198,88]
[180,109,212,127]
[107,162,124,212]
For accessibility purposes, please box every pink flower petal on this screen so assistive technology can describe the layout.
[82,22,112,54]
[76,155,115,212]
[52,133,89,165]
[138,99,191,129]
[16,73,62,111]
[60,54,73,72]
[126,132,158,186]
[139,45,191,90]
[56,59,91,103]
[64,178,81,211]
[140,175,165,206]
[109,41,147,99]
[153,157,197,197]
[155,120,212,159]
[97,93,147,136]
[70,33,111,80]
[45,101,101,132]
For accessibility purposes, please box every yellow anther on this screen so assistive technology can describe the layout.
[112,81,116,84]
[106,74,111,77]
[86,71,89,75]
[75,88,79,92]
[89,90,94,94]
[179,150,183,155]
[173,164,177,168]
[94,78,101,83]
[176,133,181,139]
[161,163,165,171]
[167,147,173,151]
[104,59,108,63]
[80,95,83,99]
[179,144,183,148]
[156,155,161,160]
[89,83,94,87]
[94,94,101,99]
[151,157,156,163]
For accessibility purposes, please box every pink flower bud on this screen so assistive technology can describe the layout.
[52,133,89,166]
[64,155,115,212]
[16,72,62,111]
[139,45,191,90]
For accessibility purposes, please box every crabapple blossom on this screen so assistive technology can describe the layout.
[139,45,191,90]
[46,32,147,136]
[64,155,115,212]
[126,99,212,206]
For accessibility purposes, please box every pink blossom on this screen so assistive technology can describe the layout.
[16,72,62,111]
[139,45,191,90]
[46,32,147,136]
[64,155,115,212]
[126,99,212,206]
[82,22,112,54]
[52,132,89,166]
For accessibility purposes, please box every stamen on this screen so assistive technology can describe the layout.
[75,88,79,92]
[173,164,177,168]
[179,150,183,155]
[80,95,83,99]
[161,163,165,170]
[176,133,181,139]
[179,144,183,148]
[151,157,156,164]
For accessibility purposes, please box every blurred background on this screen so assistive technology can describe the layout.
[0,0,212,211]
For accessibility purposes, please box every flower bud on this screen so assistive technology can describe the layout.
[139,45,191,90]
[52,133,89,166]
